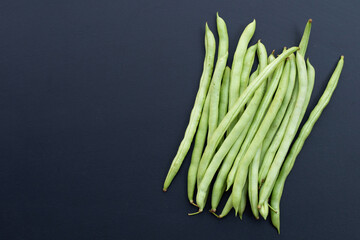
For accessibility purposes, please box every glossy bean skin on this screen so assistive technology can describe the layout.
[271,57,343,234]
[232,56,291,213]
[211,68,259,212]
[195,47,299,190]
[163,24,216,191]
[298,19,312,57]
[258,52,308,207]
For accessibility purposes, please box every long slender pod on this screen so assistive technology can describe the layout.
[298,19,312,57]
[239,44,258,115]
[208,53,229,140]
[271,56,343,234]
[239,180,248,219]
[218,67,231,128]
[258,52,308,206]
[163,25,216,191]
[187,93,211,204]
[228,20,256,131]
[249,146,261,219]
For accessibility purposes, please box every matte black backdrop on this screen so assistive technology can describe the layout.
[0,0,359,239]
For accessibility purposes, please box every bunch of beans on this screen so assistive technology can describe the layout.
[163,13,344,233]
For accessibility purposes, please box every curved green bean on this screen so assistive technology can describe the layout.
[232,56,291,213]
[211,67,259,212]
[258,52,308,206]
[163,24,216,191]
[259,200,269,220]
[271,56,343,234]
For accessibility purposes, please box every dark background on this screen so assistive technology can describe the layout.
[0,0,359,239]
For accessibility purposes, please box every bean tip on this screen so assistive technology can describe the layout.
[271,49,275,55]
[209,208,216,213]
[162,188,167,192]
[341,55,344,60]
[308,18,312,23]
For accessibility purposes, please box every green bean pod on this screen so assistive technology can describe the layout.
[187,92,210,203]
[218,67,231,128]
[239,43,258,114]
[239,180,248,219]
[248,146,261,219]
[298,19,312,57]
[216,13,229,61]
[163,24,216,191]
[228,20,256,131]
[210,67,259,212]
[258,52,308,207]
[271,56,343,234]
[208,52,229,140]
[194,47,298,198]
[259,201,269,220]
[232,56,291,213]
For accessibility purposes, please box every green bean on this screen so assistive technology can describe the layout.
[249,146,261,219]
[196,47,298,190]
[258,55,297,185]
[227,44,285,191]
[232,56,291,213]
[239,180,248,219]
[216,193,233,218]
[270,56,343,234]
[266,50,276,87]
[298,19,312,57]
[259,200,269,220]
[228,20,256,131]
[239,43,258,115]
[208,52,229,140]
[163,24,216,191]
[210,67,259,212]
[216,13,229,61]
[218,67,231,129]
[187,92,210,204]
[258,52,308,206]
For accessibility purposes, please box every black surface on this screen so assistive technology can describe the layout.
[0,0,359,239]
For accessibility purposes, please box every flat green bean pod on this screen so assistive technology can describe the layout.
[248,146,261,219]
[270,56,343,234]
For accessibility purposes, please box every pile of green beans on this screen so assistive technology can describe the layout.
[163,13,344,233]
